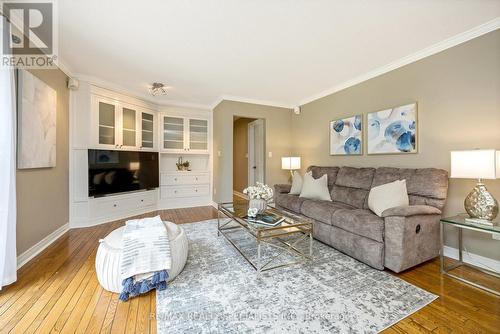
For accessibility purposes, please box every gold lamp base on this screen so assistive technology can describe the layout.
[464,181,499,221]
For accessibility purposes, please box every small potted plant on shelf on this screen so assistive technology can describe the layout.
[176,157,191,171]
[243,182,273,215]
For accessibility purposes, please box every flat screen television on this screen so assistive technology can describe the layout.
[88,149,159,197]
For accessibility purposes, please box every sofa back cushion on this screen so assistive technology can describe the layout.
[371,167,449,210]
[307,166,339,191]
[304,165,449,210]
[331,167,376,208]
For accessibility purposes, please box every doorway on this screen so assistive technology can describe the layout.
[233,117,265,197]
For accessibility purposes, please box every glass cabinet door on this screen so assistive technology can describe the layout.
[141,112,154,148]
[122,107,136,147]
[189,119,208,151]
[98,101,116,145]
[163,116,184,150]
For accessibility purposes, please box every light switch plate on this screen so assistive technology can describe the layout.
[493,233,500,240]
[268,152,272,158]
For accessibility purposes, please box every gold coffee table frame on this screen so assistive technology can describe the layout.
[217,202,314,275]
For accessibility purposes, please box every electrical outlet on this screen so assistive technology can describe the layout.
[493,233,500,240]
[217,151,221,157]
[268,152,272,158]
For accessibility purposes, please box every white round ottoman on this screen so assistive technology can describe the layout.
[95,221,189,293]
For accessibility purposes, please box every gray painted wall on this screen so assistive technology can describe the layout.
[291,30,500,260]
[17,68,69,254]
[213,101,292,203]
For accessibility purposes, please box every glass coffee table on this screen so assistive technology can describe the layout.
[217,201,314,275]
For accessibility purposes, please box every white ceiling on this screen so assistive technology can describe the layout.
[59,0,500,109]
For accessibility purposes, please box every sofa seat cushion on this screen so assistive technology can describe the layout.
[300,200,354,225]
[275,193,307,213]
[331,209,385,242]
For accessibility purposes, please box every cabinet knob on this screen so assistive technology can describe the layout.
[174,178,177,181]
[141,199,144,202]
[195,177,198,181]
[113,204,117,207]
[195,189,198,192]
[174,190,178,193]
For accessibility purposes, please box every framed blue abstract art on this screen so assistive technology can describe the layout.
[367,103,418,155]
[329,115,362,155]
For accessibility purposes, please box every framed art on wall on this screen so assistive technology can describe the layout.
[329,115,362,155]
[17,70,57,169]
[367,103,417,155]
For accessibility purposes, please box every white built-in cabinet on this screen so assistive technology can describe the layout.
[70,83,212,228]
[91,95,157,151]
[161,115,209,154]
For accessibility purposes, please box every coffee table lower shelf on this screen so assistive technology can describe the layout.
[217,203,313,275]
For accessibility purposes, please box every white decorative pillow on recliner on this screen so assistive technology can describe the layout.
[368,180,409,217]
[289,171,303,195]
[299,172,331,201]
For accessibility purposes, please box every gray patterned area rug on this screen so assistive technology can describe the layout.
[156,219,437,333]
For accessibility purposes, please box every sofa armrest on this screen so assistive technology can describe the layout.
[274,184,291,194]
[381,205,442,218]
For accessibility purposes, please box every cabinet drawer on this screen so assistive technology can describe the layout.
[90,190,157,218]
[94,199,123,216]
[123,191,156,208]
[161,173,209,186]
[161,185,209,199]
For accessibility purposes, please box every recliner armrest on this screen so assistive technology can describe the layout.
[274,184,291,194]
[381,205,442,218]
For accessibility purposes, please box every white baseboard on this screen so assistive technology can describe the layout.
[443,245,500,272]
[17,223,70,269]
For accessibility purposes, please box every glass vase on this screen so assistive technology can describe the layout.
[249,198,267,214]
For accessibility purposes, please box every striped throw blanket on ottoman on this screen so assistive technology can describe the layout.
[119,216,171,301]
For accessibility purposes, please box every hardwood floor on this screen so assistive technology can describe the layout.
[1,206,498,333]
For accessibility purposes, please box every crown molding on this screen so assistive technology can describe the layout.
[57,18,500,111]
[211,94,293,110]
[73,73,212,110]
[56,59,74,77]
[299,18,500,106]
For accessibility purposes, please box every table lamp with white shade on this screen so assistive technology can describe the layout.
[281,157,301,180]
[450,149,499,221]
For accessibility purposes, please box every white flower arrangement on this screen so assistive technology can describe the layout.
[247,207,259,218]
[243,182,274,201]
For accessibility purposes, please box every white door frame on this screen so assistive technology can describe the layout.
[248,119,265,186]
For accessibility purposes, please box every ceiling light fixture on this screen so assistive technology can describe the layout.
[149,82,168,96]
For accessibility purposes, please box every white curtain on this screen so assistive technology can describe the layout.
[0,66,17,290]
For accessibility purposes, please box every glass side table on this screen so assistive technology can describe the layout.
[440,215,500,296]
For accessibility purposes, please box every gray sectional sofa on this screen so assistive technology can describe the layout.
[274,166,449,272]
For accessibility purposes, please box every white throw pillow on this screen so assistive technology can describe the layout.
[299,172,332,201]
[289,171,303,195]
[368,180,409,217]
